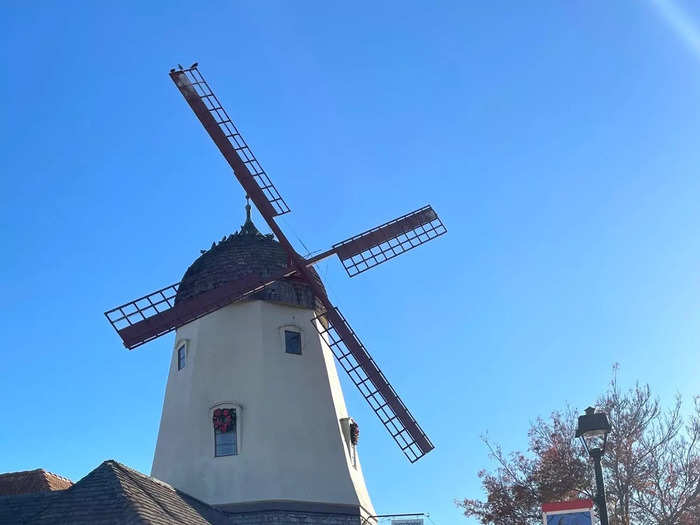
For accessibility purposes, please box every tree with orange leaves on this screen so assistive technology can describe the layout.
[458,368,699,525]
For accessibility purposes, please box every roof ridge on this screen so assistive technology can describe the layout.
[30,460,145,524]
[0,468,73,482]
[0,468,43,478]
[112,461,189,525]
[110,461,176,491]
[112,461,233,523]
[1,460,233,524]
[39,470,51,491]
[0,467,72,497]
[39,468,73,488]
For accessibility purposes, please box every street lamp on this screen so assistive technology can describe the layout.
[575,406,611,525]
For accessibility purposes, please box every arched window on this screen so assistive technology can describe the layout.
[212,405,239,457]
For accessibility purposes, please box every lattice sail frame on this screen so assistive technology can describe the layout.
[105,269,295,349]
[103,64,449,463]
[334,205,447,277]
[312,307,434,462]
[171,67,290,217]
[105,282,179,332]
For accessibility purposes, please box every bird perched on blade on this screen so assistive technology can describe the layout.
[190,62,198,69]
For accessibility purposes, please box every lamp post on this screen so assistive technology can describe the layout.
[575,407,611,525]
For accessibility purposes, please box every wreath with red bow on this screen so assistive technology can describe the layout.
[350,421,360,446]
[213,408,234,433]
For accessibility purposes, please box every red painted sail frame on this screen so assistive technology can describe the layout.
[334,205,447,276]
[103,64,445,463]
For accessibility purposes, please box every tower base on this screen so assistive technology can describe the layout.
[216,499,372,524]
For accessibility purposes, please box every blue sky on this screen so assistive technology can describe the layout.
[1,1,699,523]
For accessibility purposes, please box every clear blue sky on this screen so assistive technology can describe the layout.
[1,2,699,523]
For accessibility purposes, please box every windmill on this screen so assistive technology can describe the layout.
[104,64,446,465]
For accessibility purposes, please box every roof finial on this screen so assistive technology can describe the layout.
[239,195,261,236]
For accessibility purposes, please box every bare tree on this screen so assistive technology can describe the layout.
[631,396,700,525]
[458,368,699,525]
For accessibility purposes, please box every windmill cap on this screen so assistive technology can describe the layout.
[176,209,325,311]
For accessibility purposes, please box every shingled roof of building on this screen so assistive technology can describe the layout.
[0,460,232,525]
[0,469,73,496]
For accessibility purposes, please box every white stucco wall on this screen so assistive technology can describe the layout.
[151,300,375,515]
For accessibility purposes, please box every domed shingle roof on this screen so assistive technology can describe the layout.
[176,205,324,311]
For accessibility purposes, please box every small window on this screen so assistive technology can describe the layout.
[213,408,237,457]
[215,429,237,456]
[177,344,186,370]
[284,330,301,355]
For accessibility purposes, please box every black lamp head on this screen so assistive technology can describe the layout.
[576,406,611,454]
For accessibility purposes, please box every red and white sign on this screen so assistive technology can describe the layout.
[542,499,594,525]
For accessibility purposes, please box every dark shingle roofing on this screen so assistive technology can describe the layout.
[176,211,324,312]
[0,491,63,524]
[0,460,232,525]
[0,469,73,495]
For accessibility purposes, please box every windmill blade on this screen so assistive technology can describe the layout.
[312,307,434,462]
[169,65,290,219]
[333,205,446,277]
[105,268,296,349]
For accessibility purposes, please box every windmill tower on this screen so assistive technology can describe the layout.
[105,64,447,523]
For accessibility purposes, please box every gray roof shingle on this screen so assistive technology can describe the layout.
[0,460,232,525]
[0,491,63,524]
[0,469,72,495]
[176,215,325,313]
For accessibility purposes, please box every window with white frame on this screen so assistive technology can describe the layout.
[212,407,238,457]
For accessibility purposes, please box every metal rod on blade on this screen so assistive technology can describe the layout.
[302,248,337,266]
